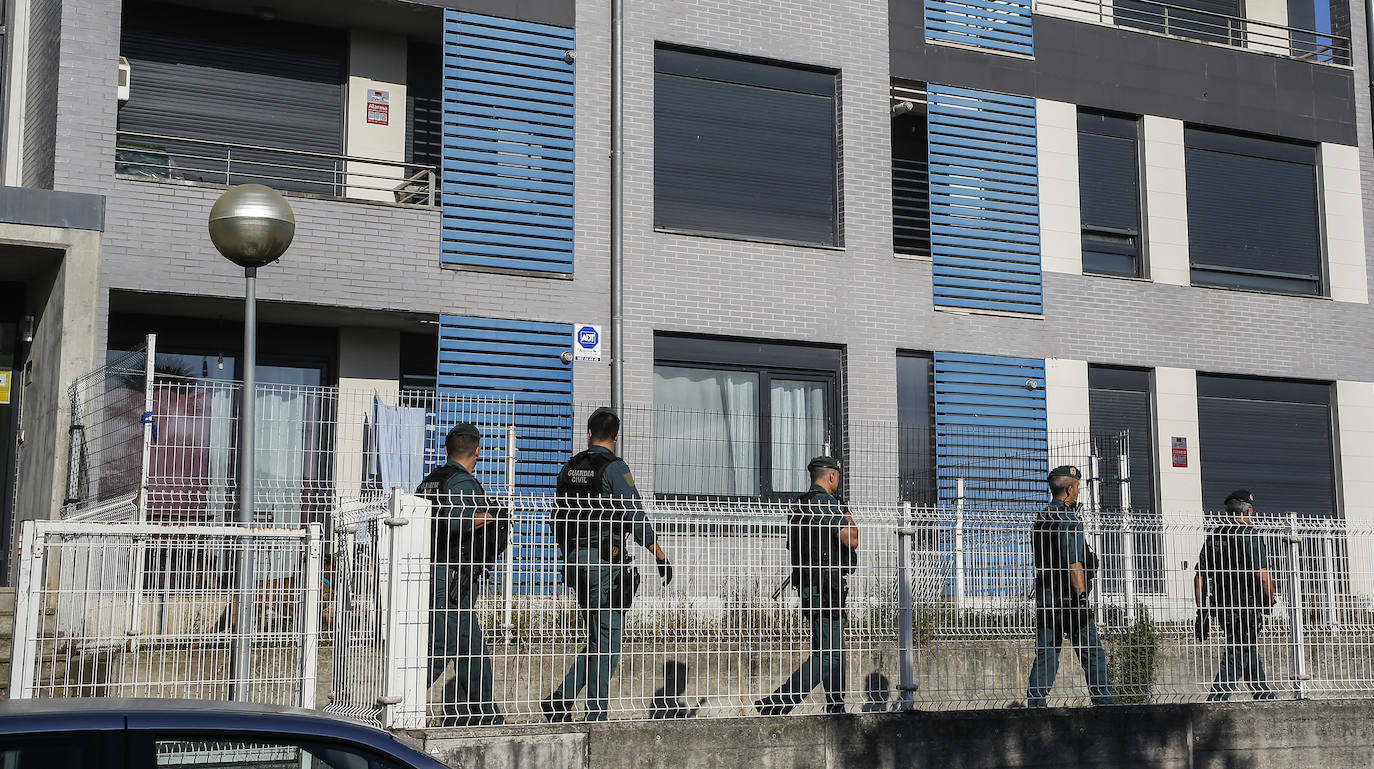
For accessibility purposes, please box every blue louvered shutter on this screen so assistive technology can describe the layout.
[927,85,1041,315]
[442,12,575,274]
[934,352,1047,597]
[924,0,1034,56]
[438,315,573,592]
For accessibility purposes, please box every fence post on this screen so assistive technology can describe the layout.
[896,502,918,711]
[502,424,517,641]
[381,487,430,730]
[1121,511,1137,622]
[1322,520,1339,633]
[427,169,436,207]
[1087,451,1101,514]
[137,333,156,521]
[9,521,42,699]
[298,523,324,709]
[1285,512,1309,700]
[954,478,966,610]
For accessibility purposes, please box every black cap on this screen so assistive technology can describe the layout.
[446,422,481,441]
[588,406,616,427]
[807,456,842,472]
[1048,465,1082,481]
[1225,489,1254,505]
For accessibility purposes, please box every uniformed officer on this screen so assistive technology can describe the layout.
[1195,489,1277,701]
[415,422,507,726]
[1025,465,1115,708]
[543,407,673,722]
[755,456,859,716]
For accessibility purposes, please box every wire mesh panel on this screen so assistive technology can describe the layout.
[63,346,150,515]
[10,520,322,707]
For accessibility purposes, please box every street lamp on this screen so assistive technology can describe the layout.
[208,183,295,702]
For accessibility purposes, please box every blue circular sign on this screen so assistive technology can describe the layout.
[577,326,599,349]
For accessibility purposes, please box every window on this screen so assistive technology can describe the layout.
[1185,129,1322,295]
[1115,0,1243,46]
[1088,367,1155,514]
[1078,111,1142,278]
[653,336,841,497]
[1089,366,1163,595]
[1197,375,1336,517]
[149,736,406,769]
[654,46,839,246]
[892,83,929,257]
[897,353,935,505]
[2,734,105,769]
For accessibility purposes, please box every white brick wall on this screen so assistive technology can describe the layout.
[1142,116,1188,287]
[1322,142,1368,304]
[1038,99,1082,277]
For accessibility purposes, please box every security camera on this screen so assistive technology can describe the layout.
[560,351,574,364]
[1024,379,1039,391]
[890,101,916,117]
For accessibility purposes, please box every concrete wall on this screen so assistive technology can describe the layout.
[345,30,408,201]
[420,700,1374,769]
[1323,142,1368,304]
[1038,98,1082,277]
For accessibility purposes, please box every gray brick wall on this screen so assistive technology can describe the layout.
[49,0,1374,450]
[21,0,60,188]
[51,0,121,194]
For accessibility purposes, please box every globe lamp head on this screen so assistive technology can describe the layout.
[208,184,296,269]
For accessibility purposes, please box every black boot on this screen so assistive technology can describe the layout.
[542,693,573,723]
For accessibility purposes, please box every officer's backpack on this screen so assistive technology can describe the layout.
[786,490,857,590]
[415,465,510,582]
[552,449,623,560]
[1197,528,1265,608]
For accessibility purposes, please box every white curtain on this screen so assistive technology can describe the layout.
[206,383,235,522]
[654,366,759,495]
[770,379,827,493]
[254,386,307,526]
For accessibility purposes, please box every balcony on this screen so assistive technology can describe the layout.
[1034,0,1351,64]
[115,132,438,206]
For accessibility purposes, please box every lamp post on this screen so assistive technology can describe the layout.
[208,184,295,702]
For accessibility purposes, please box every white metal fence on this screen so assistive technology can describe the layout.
[13,493,1374,725]
[9,518,323,706]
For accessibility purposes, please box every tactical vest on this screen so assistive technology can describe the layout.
[1198,526,1266,609]
[787,489,857,590]
[552,450,621,559]
[1031,505,1098,604]
[415,464,510,581]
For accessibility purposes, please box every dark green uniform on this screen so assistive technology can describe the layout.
[552,445,659,722]
[758,483,852,715]
[1026,500,1115,707]
[422,461,501,723]
[1199,523,1276,701]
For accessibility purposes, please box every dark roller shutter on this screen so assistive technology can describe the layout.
[1088,369,1155,515]
[1077,112,1141,277]
[407,42,442,170]
[118,4,345,193]
[1197,376,1336,517]
[654,47,837,246]
[1185,129,1321,294]
[1116,0,1243,45]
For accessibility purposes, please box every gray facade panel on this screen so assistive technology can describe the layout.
[890,7,1358,145]
[0,186,105,230]
[414,0,575,27]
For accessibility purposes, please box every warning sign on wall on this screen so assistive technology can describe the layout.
[1171,436,1187,468]
[0,369,11,405]
[366,89,390,125]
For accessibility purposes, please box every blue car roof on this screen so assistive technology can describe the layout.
[0,699,445,768]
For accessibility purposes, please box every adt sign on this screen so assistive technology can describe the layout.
[573,324,602,362]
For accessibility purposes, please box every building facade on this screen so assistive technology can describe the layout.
[1,0,1371,579]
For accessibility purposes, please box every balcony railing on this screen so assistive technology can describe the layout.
[1034,0,1351,64]
[114,131,439,206]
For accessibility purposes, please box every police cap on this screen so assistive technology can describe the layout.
[447,422,481,442]
[1048,465,1082,482]
[807,456,842,473]
[588,406,617,428]
[1225,489,1255,505]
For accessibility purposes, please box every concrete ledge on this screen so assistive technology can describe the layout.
[0,186,105,231]
[418,700,1374,769]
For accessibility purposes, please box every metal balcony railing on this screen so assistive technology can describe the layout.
[1034,0,1351,64]
[114,131,439,206]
